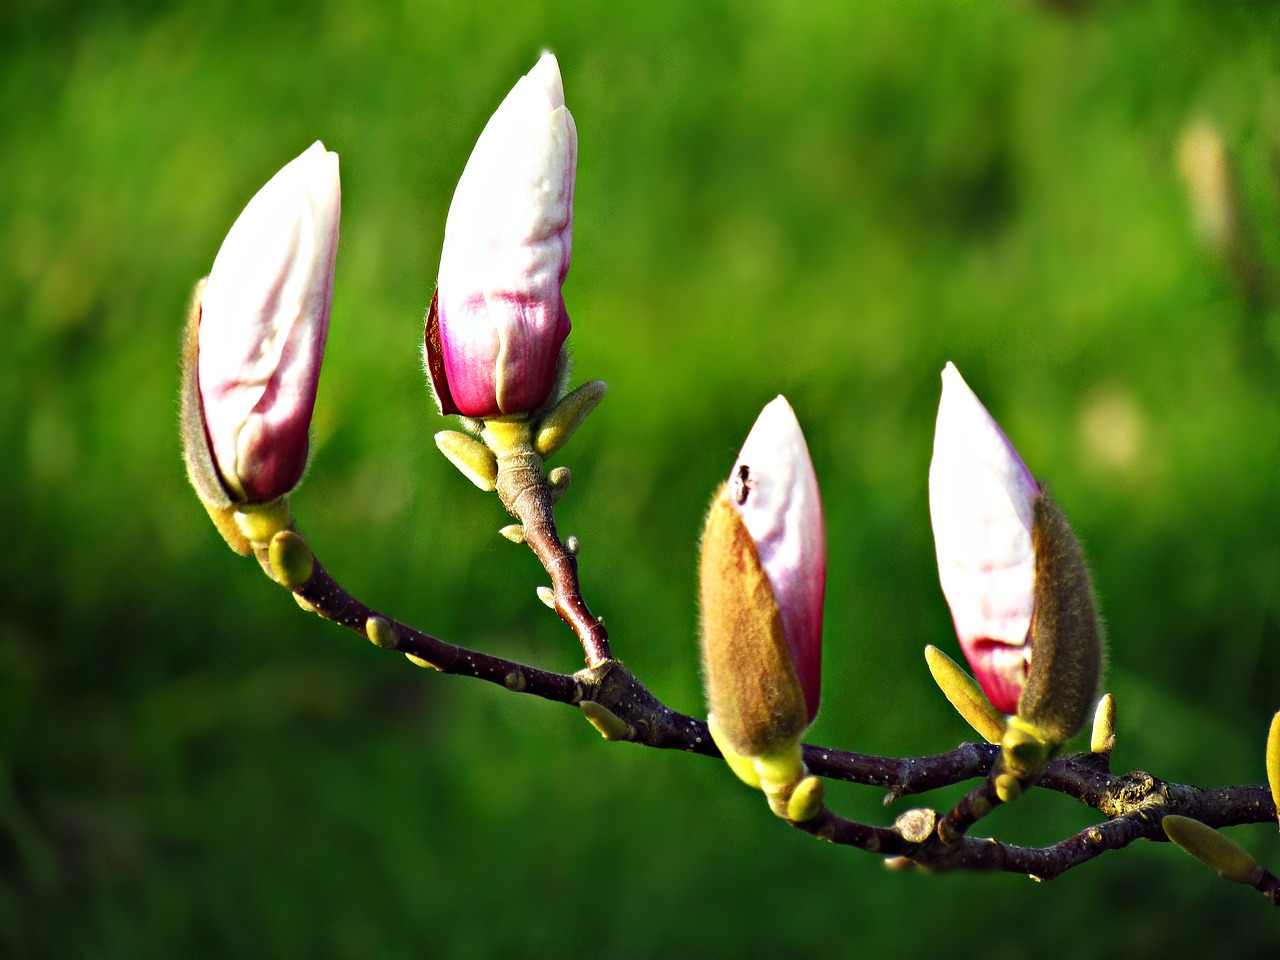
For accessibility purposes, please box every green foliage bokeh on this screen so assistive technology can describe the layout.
[3,0,1279,955]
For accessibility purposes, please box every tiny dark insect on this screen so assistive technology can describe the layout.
[734,464,752,505]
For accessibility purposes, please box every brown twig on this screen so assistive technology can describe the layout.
[938,777,1004,843]
[291,553,585,706]
[266,530,1277,899]
[493,446,612,666]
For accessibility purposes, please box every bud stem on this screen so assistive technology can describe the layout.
[483,417,612,665]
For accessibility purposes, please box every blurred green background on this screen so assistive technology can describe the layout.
[3,0,1280,955]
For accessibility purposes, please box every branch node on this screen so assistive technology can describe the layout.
[894,807,938,845]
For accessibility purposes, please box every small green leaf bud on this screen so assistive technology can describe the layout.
[503,670,527,692]
[1163,815,1264,885]
[498,524,526,543]
[366,616,399,649]
[534,380,607,459]
[268,529,314,588]
[1091,693,1117,755]
[786,776,825,823]
[580,700,631,741]
[435,430,499,491]
[547,466,571,501]
[924,645,1006,744]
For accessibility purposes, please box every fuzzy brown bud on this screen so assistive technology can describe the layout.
[1016,494,1105,744]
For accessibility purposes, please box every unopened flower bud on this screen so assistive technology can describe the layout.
[183,141,340,506]
[424,52,576,419]
[700,397,825,802]
[928,363,1103,757]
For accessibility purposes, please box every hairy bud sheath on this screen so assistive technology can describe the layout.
[1021,494,1105,743]
[183,141,340,506]
[424,52,577,418]
[700,397,825,782]
[929,363,1102,745]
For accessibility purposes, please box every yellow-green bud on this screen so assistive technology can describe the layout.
[233,500,292,548]
[924,645,1007,744]
[580,700,631,741]
[786,776,825,823]
[268,530,314,588]
[1091,693,1117,755]
[1162,815,1263,885]
[366,616,399,649]
[534,380,606,459]
[1000,715,1055,783]
[435,430,498,491]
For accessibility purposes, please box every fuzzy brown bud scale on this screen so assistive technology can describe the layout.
[699,486,808,758]
[1017,494,1105,744]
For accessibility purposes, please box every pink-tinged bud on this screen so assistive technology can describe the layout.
[425,52,577,419]
[928,363,1039,715]
[700,397,826,767]
[929,363,1103,747]
[194,141,340,503]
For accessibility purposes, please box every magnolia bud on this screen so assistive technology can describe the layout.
[184,141,340,506]
[424,52,577,419]
[700,397,825,803]
[928,363,1102,756]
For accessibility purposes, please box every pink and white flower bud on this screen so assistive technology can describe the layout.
[196,141,340,503]
[700,397,826,772]
[727,397,826,721]
[426,52,577,418]
[928,363,1040,715]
